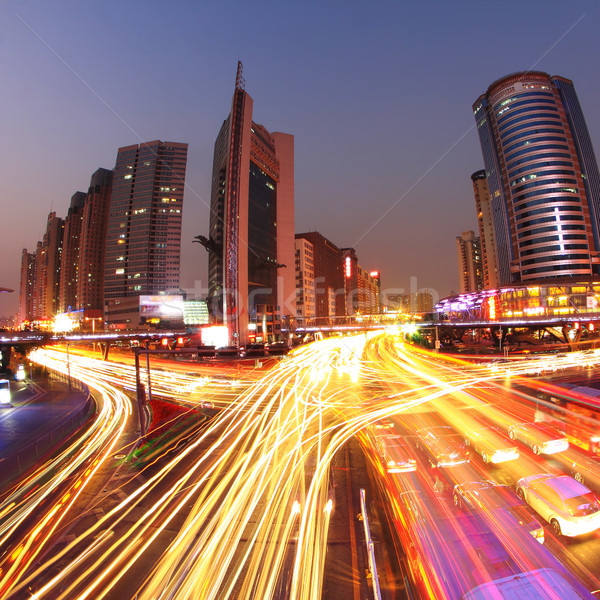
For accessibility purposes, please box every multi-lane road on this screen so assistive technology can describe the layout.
[1,332,600,598]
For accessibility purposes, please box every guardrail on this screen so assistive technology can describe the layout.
[0,378,95,487]
[360,488,382,600]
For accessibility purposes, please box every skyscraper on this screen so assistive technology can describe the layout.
[77,168,113,314]
[471,170,499,289]
[456,230,483,293]
[18,249,35,324]
[58,191,86,313]
[207,63,295,345]
[104,140,188,325]
[473,72,600,284]
[37,212,64,320]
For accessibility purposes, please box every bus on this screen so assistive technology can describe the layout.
[532,383,600,454]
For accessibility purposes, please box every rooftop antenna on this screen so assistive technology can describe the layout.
[235,60,245,91]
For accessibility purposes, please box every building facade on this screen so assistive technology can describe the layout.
[104,140,188,326]
[473,72,600,284]
[295,232,345,320]
[78,168,113,314]
[471,169,500,288]
[58,192,86,313]
[456,230,484,293]
[295,237,316,323]
[207,63,295,345]
[18,249,35,324]
[36,212,64,321]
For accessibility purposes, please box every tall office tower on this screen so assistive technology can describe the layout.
[78,168,113,313]
[473,72,600,284]
[295,232,345,319]
[208,62,295,345]
[295,237,316,324]
[456,230,484,293]
[104,140,187,325]
[471,170,500,288]
[18,249,35,324]
[58,191,86,313]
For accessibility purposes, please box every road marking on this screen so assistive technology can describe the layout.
[345,443,361,600]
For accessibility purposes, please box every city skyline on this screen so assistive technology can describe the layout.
[2,1,600,318]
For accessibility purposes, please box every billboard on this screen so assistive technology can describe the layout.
[139,295,185,320]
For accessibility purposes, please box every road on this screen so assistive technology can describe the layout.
[0,332,599,598]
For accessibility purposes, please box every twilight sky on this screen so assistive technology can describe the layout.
[1,0,600,319]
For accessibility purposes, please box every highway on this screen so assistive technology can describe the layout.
[1,332,600,598]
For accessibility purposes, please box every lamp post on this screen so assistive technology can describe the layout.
[66,343,71,389]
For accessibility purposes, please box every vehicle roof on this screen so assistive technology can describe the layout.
[540,475,591,498]
[462,567,591,599]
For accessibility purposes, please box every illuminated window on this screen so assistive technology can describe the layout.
[124,174,132,180]
[116,268,124,275]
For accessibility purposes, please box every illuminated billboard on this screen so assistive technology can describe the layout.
[139,295,185,321]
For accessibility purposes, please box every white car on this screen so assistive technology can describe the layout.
[516,474,600,537]
[508,422,569,455]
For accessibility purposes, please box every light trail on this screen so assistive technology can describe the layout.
[2,334,600,598]
[0,348,131,598]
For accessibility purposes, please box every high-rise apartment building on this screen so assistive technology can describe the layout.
[295,237,316,324]
[18,249,35,324]
[207,63,295,345]
[104,140,188,325]
[37,212,64,320]
[471,170,500,289]
[473,72,600,284]
[58,192,86,313]
[456,230,484,293]
[78,168,113,313]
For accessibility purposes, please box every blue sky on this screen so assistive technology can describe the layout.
[1,0,600,317]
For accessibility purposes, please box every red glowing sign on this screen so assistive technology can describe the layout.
[345,256,352,278]
[370,270,379,278]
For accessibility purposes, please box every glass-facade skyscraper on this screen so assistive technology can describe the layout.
[208,63,295,345]
[473,72,600,285]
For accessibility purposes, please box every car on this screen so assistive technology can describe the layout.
[507,422,569,455]
[464,425,520,464]
[453,480,545,543]
[571,455,600,491]
[415,426,470,468]
[464,568,594,600]
[516,474,600,537]
[375,433,417,473]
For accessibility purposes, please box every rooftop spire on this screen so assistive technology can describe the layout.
[235,60,245,91]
